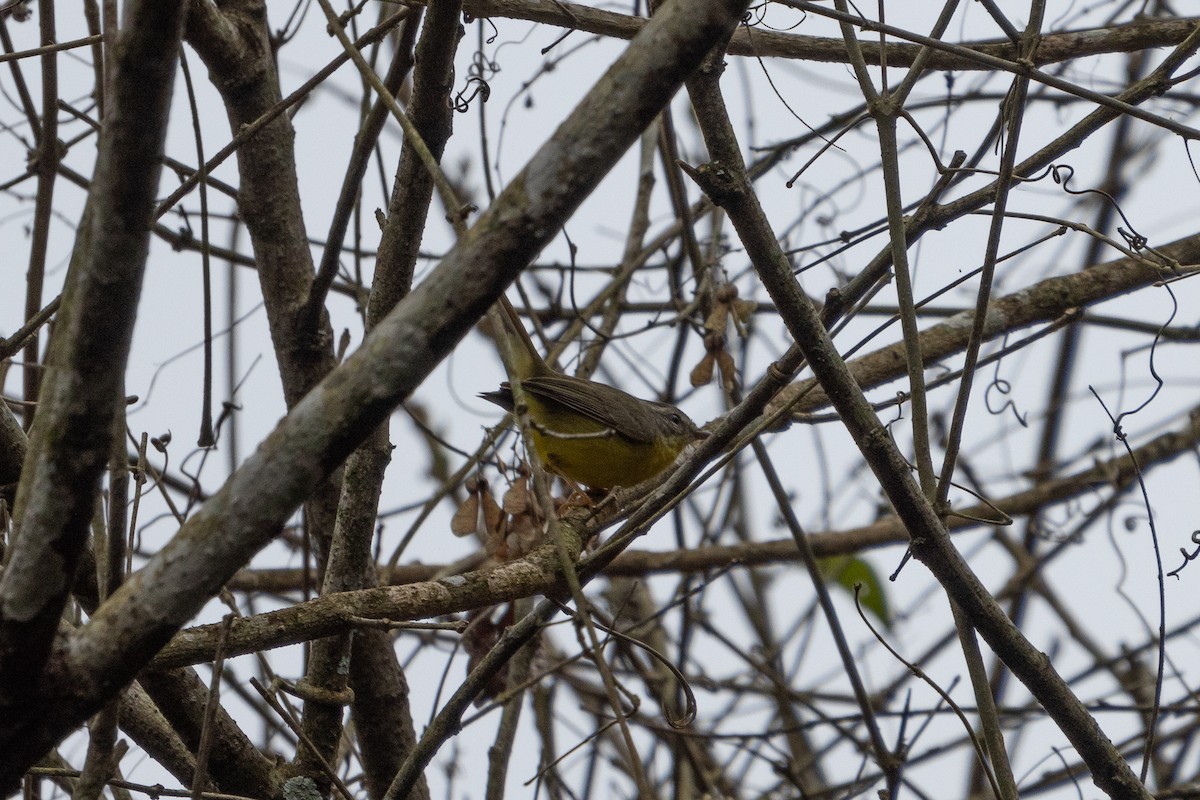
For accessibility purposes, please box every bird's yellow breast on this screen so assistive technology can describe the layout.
[524,395,686,489]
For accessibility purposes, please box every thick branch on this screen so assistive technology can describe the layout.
[0,0,183,778]
[448,0,1198,70]
[0,0,750,779]
[768,237,1200,419]
[184,0,337,408]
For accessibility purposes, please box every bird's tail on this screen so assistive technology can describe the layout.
[489,294,548,382]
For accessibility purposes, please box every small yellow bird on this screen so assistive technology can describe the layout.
[481,297,707,490]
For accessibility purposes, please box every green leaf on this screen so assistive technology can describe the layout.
[820,555,892,631]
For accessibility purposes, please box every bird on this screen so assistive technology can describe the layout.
[480,297,707,490]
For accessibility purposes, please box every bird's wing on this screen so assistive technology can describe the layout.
[522,375,658,443]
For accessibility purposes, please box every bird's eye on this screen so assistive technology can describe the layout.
[669,412,683,427]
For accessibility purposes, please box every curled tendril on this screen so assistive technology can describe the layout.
[1050,164,1147,246]
[1167,530,1200,579]
[468,48,500,84]
[1118,227,1148,251]
[465,16,499,44]
[453,76,491,113]
[984,376,1027,427]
